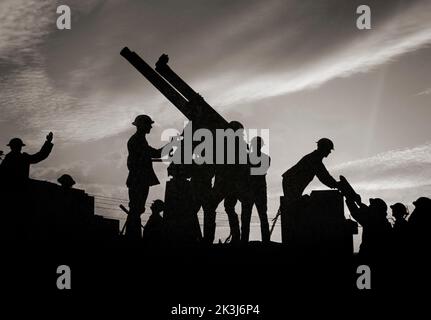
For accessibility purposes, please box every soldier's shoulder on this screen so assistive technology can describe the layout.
[128,132,138,141]
[307,151,323,163]
[127,133,140,145]
[299,152,314,163]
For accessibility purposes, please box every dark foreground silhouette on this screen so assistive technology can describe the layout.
[0,49,430,303]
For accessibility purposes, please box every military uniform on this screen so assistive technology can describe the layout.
[0,140,53,187]
[206,134,251,244]
[282,150,338,203]
[0,136,53,243]
[244,151,271,243]
[126,132,161,240]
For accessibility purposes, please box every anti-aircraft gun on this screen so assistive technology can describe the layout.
[120,47,230,244]
[120,48,228,129]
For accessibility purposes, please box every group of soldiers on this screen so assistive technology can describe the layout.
[125,114,272,245]
[1,119,429,254]
[124,113,431,256]
[125,113,341,246]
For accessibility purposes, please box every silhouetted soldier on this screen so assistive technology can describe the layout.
[390,202,409,257]
[391,203,408,234]
[346,197,392,262]
[0,133,54,187]
[55,174,81,242]
[280,138,339,244]
[142,199,165,247]
[408,197,431,249]
[408,197,431,227]
[282,138,339,202]
[126,115,176,241]
[57,174,76,189]
[243,136,271,243]
[0,132,53,242]
[206,121,252,244]
[190,159,214,241]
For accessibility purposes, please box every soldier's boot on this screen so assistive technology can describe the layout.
[125,213,142,241]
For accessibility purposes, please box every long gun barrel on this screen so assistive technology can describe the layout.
[120,47,228,130]
[120,47,190,119]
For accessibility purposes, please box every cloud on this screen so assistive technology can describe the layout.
[2,0,431,145]
[416,88,431,96]
[329,143,431,204]
[204,1,431,106]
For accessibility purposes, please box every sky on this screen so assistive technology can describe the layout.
[1,0,430,243]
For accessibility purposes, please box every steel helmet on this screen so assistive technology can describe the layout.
[317,138,334,150]
[151,199,165,212]
[132,114,154,127]
[57,174,76,188]
[7,138,26,148]
[228,121,244,131]
[370,198,387,212]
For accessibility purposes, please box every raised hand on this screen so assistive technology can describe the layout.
[46,132,53,142]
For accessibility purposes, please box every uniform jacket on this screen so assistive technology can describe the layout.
[0,140,53,186]
[282,150,337,195]
[126,133,161,188]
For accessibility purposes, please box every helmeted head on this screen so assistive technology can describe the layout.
[369,198,388,217]
[413,197,431,211]
[150,199,165,214]
[132,114,154,133]
[57,174,76,189]
[316,138,334,157]
[251,136,264,152]
[7,138,26,152]
[390,202,408,220]
[228,120,244,131]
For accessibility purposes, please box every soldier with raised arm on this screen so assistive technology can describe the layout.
[0,132,54,241]
[0,132,54,187]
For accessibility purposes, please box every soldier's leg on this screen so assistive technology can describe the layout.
[126,186,149,240]
[224,196,240,243]
[204,180,226,244]
[240,196,253,244]
[255,187,270,242]
[189,182,204,241]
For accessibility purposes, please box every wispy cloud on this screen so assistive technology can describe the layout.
[329,143,431,204]
[416,88,431,96]
[206,1,431,106]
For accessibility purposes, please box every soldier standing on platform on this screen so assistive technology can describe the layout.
[0,132,54,241]
[243,136,271,243]
[0,132,54,187]
[206,121,252,244]
[126,114,176,241]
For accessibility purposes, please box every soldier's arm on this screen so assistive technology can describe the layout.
[148,146,162,159]
[156,136,182,158]
[28,132,54,164]
[316,163,338,189]
[346,199,364,225]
